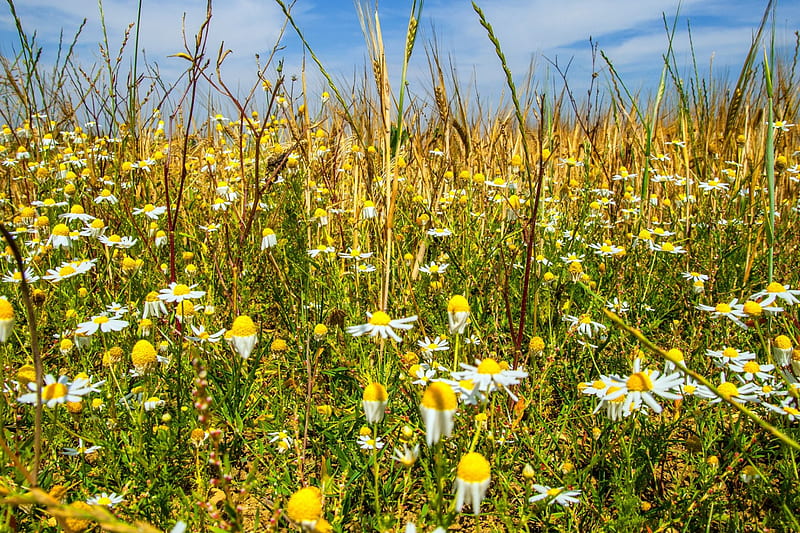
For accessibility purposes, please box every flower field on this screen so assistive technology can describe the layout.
[1,1,799,532]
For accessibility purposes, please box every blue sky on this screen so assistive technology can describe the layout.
[1,0,798,116]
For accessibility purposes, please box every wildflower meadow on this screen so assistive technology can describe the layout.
[1,0,800,531]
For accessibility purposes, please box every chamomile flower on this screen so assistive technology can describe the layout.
[357,434,385,450]
[652,241,686,254]
[695,372,761,404]
[2,267,40,284]
[419,381,457,446]
[417,336,450,354]
[393,444,420,467]
[563,314,607,338]
[61,438,102,456]
[307,245,336,258]
[706,346,756,368]
[362,382,388,424]
[261,228,277,249]
[142,291,167,318]
[188,325,225,344]
[427,227,453,237]
[18,374,94,408]
[42,258,96,282]
[158,282,206,303]
[132,204,166,220]
[94,188,118,204]
[454,452,491,515]
[682,271,708,283]
[765,398,800,421]
[0,297,14,342]
[447,295,470,334]
[696,299,747,328]
[529,485,581,507]
[728,359,775,381]
[87,492,124,508]
[229,315,258,359]
[75,314,129,336]
[750,282,800,307]
[604,358,683,415]
[451,358,528,402]
[269,430,293,453]
[286,486,323,531]
[419,262,449,275]
[346,311,417,342]
[354,263,376,273]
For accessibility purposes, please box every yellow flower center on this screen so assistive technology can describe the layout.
[172,284,190,296]
[717,381,739,399]
[93,316,109,324]
[742,301,762,316]
[578,314,591,324]
[286,487,323,524]
[546,487,563,497]
[661,242,675,252]
[477,358,502,375]
[42,382,68,401]
[368,311,391,326]
[90,218,105,229]
[421,382,457,411]
[626,371,653,392]
[447,295,470,313]
[775,335,793,350]
[52,223,70,236]
[457,452,490,483]
[722,347,739,359]
[0,299,13,319]
[363,383,388,402]
[715,303,732,314]
[742,361,760,373]
[131,340,157,368]
[231,315,257,337]
[766,282,785,293]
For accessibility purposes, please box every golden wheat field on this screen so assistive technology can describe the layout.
[0,0,800,531]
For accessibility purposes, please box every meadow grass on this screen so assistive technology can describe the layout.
[1,1,800,532]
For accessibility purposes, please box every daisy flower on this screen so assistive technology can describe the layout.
[354,263,376,273]
[426,227,453,237]
[652,241,686,254]
[87,492,124,508]
[447,295,470,334]
[749,282,800,307]
[268,430,293,453]
[765,398,800,422]
[338,247,373,260]
[0,297,14,342]
[696,299,747,328]
[188,325,226,344]
[98,234,138,249]
[42,259,96,282]
[772,335,793,367]
[563,314,606,338]
[706,346,756,368]
[142,291,168,318]
[454,452,491,515]
[357,434,385,450]
[307,245,336,258]
[61,438,102,456]
[682,271,708,283]
[451,358,528,402]
[529,485,581,507]
[94,189,118,204]
[286,486,323,531]
[695,372,761,404]
[728,360,774,381]
[417,336,450,354]
[419,381,457,446]
[604,358,683,415]
[158,282,206,303]
[392,444,420,467]
[18,374,95,408]
[2,267,40,284]
[346,311,417,342]
[75,314,129,336]
[419,262,449,275]
[229,315,258,359]
[362,382,388,424]
[261,228,277,249]
[132,204,167,220]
